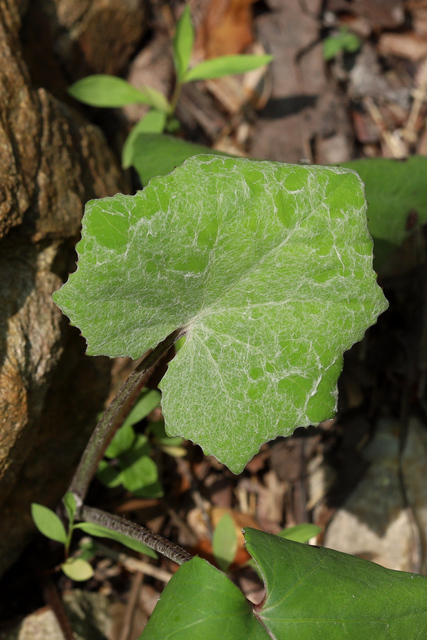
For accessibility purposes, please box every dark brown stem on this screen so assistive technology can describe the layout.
[41,574,76,640]
[69,329,182,508]
[81,505,193,565]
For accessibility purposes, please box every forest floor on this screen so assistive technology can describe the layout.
[1,1,427,638]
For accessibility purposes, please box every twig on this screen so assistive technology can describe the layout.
[403,59,427,145]
[69,329,182,508]
[363,97,408,158]
[119,571,143,640]
[176,457,213,537]
[81,505,193,565]
[41,574,75,640]
[94,541,173,583]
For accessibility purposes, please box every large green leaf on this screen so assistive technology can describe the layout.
[342,156,427,266]
[141,528,427,638]
[131,136,427,268]
[53,156,387,472]
[141,555,269,639]
[132,133,229,185]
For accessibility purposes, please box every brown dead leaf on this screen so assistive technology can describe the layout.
[378,32,427,61]
[195,0,257,59]
[186,507,259,567]
[188,536,251,567]
[327,0,405,30]
[411,3,427,38]
[210,506,261,548]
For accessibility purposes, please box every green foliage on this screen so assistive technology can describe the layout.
[323,26,361,61]
[61,557,94,581]
[73,522,157,558]
[277,522,321,542]
[173,5,194,82]
[342,156,427,267]
[31,503,68,545]
[97,388,183,497]
[31,493,157,581]
[131,133,230,185]
[68,75,169,111]
[67,4,272,169]
[212,513,238,572]
[68,5,272,168]
[183,54,273,82]
[141,528,427,639]
[53,155,387,473]
[122,111,167,169]
[99,433,162,497]
[63,491,77,524]
[130,134,427,271]
[48,116,427,633]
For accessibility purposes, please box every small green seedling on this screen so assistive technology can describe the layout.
[31,492,156,581]
[323,26,361,61]
[97,388,185,497]
[67,4,272,169]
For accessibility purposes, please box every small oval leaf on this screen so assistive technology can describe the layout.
[173,5,194,80]
[183,54,273,82]
[61,558,94,581]
[63,492,77,523]
[68,75,169,111]
[212,513,238,572]
[105,422,135,458]
[124,389,161,428]
[96,459,123,488]
[31,503,67,544]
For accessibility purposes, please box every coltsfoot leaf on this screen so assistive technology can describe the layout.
[53,156,387,473]
[141,529,427,639]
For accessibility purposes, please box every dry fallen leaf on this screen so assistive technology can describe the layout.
[195,0,257,59]
[378,32,427,61]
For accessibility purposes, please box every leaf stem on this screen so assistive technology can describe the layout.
[168,80,183,117]
[68,329,182,508]
[81,505,193,565]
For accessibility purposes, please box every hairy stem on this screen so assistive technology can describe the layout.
[81,505,193,565]
[69,329,182,507]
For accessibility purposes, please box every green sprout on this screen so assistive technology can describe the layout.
[67,4,272,170]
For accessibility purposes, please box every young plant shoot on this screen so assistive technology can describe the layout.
[43,154,427,638]
[67,4,272,168]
